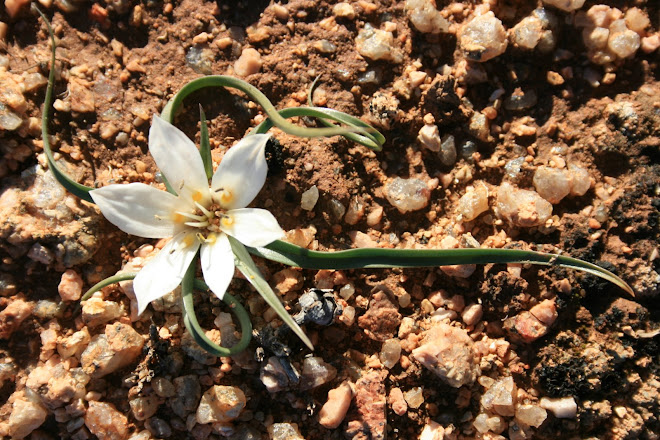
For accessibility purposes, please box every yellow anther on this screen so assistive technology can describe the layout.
[183,234,196,248]
[219,190,233,204]
[206,233,217,245]
[220,216,234,227]
[172,213,185,223]
[192,191,203,202]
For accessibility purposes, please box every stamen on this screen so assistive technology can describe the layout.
[219,189,233,205]
[185,220,210,228]
[194,201,212,218]
[206,233,218,245]
[175,211,206,221]
[220,215,234,227]
[192,191,203,202]
[172,234,197,253]
[182,234,196,248]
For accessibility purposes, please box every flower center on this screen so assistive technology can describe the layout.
[173,194,234,242]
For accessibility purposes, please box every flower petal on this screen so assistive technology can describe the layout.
[133,232,200,315]
[149,115,210,203]
[200,233,235,300]
[220,208,284,247]
[90,183,183,238]
[211,134,270,209]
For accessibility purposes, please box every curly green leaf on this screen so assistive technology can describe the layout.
[181,263,252,356]
[160,75,382,147]
[38,8,94,202]
[249,240,634,296]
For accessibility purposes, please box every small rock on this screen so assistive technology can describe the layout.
[82,297,122,327]
[319,381,354,429]
[496,182,552,227]
[130,396,160,421]
[152,377,176,398]
[417,122,441,152]
[181,330,217,365]
[300,185,319,211]
[145,417,171,438]
[346,370,387,440]
[388,387,407,416]
[379,338,402,369]
[412,323,479,388]
[385,178,431,213]
[355,24,403,63]
[22,72,48,93]
[459,12,508,62]
[405,0,450,34]
[404,387,424,409]
[529,299,558,326]
[7,395,48,439]
[300,356,337,390]
[439,134,457,166]
[461,303,483,326]
[358,290,402,341]
[349,230,377,248]
[504,89,538,111]
[260,356,290,393]
[234,48,262,77]
[366,205,384,226]
[504,311,549,343]
[0,70,27,112]
[329,199,346,220]
[68,78,95,113]
[268,423,305,440]
[0,103,22,131]
[58,269,84,301]
[170,375,202,418]
[196,385,246,424]
[457,182,489,221]
[567,163,591,196]
[333,2,356,20]
[285,226,317,248]
[344,197,365,225]
[85,401,129,440]
[543,0,585,12]
[80,322,144,378]
[57,328,91,360]
[515,404,548,427]
[185,46,213,75]
[533,166,571,204]
[4,0,30,18]
[540,396,578,419]
[481,376,517,417]
[469,111,490,142]
[0,296,33,339]
[419,421,446,440]
[273,268,303,294]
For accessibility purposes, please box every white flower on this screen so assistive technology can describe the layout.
[90,116,284,315]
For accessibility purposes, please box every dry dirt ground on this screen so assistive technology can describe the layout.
[0,0,658,439]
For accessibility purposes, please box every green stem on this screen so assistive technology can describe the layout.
[80,272,139,302]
